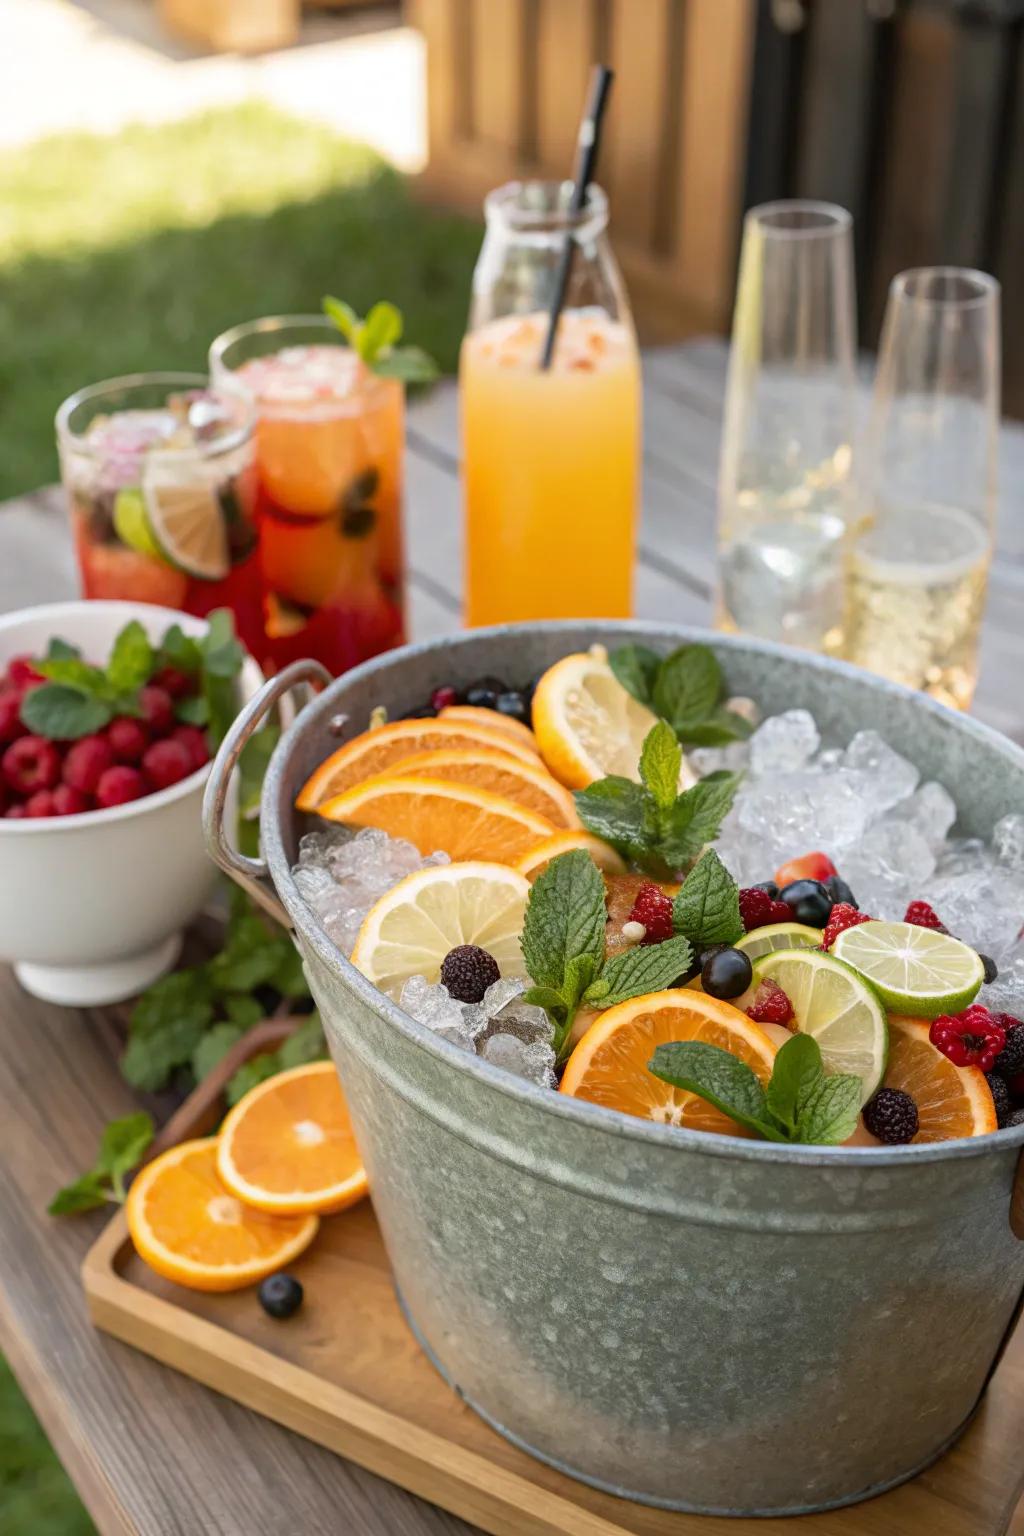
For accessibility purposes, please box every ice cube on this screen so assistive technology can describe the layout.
[480,1032,557,1088]
[885,781,957,851]
[737,770,870,856]
[690,741,750,777]
[994,814,1024,873]
[842,824,936,919]
[297,825,352,867]
[841,731,919,812]
[748,711,820,777]
[922,859,1024,961]
[399,975,475,1051]
[980,941,1024,1017]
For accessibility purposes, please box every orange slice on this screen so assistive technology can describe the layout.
[516,830,627,881]
[389,748,577,828]
[438,704,540,754]
[126,1138,319,1292]
[560,990,778,1137]
[217,1062,368,1216]
[317,776,555,865]
[883,1016,996,1142]
[296,718,542,810]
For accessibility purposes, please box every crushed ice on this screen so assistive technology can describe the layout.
[400,974,557,1089]
[292,826,449,959]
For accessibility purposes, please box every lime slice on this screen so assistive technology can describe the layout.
[831,919,984,1019]
[736,921,823,962]
[751,948,888,1103]
[142,452,229,580]
[113,488,168,563]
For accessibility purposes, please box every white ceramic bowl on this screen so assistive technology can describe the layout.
[0,601,249,1006]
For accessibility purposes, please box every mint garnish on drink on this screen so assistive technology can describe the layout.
[649,1033,862,1146]
[323,296,439,384]
[610,642,752,747]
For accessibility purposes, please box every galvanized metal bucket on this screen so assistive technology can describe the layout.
[204,622,1024,1517]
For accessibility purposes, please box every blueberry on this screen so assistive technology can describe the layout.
[826,875,858,910]
[980,952,999,985]
[778,878,834,928]
[752,881,779,899]
[701,947,753,1001]
[465,675,507,711]
[495,690,529,724]
[258,1272,304,1320]
[699,943,728,969]
[405,704,437,719]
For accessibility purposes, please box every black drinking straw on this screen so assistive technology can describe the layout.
[540,65,614,371]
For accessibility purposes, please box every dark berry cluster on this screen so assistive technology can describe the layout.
[863,1088,919,1145]
[408,675,535,724]
[439,944,501,1003]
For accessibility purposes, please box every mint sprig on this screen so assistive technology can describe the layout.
[649,1033,861,1146]
[610,643,752,748]
[672,849,743,950]
[575,721,742,879]
[48,1112,154,1215]
[323,295,439,385]
[519,849,693,1057]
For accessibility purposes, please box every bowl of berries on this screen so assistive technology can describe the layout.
[0,599,254,1005]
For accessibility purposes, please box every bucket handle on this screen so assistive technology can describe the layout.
[202,658,331,926]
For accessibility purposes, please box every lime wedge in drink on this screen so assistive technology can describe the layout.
[113,488,167,563]
[751,947,888,1103]
[142,452,229,580]
[735,921,823,962]
[831,919,984,1020]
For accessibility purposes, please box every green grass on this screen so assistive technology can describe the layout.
[0,102,480,1532]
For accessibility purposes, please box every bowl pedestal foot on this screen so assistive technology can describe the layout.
[15,933,183,1007]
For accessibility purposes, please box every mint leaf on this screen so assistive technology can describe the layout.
[20,683,112,740]
[564,951,600,1007]
[279,1014,327,1070]
[371,346,440,384]
[223,993,265,1028]
[520,850,606,993]
[97,1112,154,1178]
[521,984,569,1018]
[609,644,660,707]
[673,850,742,949]
[46,637,81,661]
[192,1021,246,1082]
[106,620,154,694]
[226,1051,280,1106]
[591,935,694,1008]
[574,777,653,864]
[639,721,682,812]
[653,645,723,729]
[764,1034,823,1134]
[174,693,209,727]
[648,1041,783,1139]
[122,969,215,1090]
[796,1072,862,1145]
[34,656,107,692]
[48,1172,109,1216]
[157,622,201,675]
[358,300,403,362]
[267,935,309,998]
[323,294,359,341]
[660,771,742,869]
[675,707,753,748]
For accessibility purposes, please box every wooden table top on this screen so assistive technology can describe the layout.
[1,339,1022,1536]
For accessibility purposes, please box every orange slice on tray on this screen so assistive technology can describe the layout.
[317,776,555,864]
[126,1138,319,1292]
[388,748,577,828]
[560,991,778,1137]
[883,1016,996,1142]
[516,830,627,881]
[296,718,540,809]
[217,1062,368,1216]
[437,704,540,754]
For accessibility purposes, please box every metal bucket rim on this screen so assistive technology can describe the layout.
[264,619,1024,1170]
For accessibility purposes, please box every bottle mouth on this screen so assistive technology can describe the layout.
[890,267,1000,311]
[746,200,853,240]
[484,180,609,241]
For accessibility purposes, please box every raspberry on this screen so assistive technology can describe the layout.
[439,944,501,1003]
[52,783,89,816]
[171,725,210,773]
[929,1005,1006,1072]
[863,1088,919,1144]
[904,900,947,933]
[5,803,28,819]
[96,765,146,809]
[63,734,114,794]
[746,978,794,1026]
[106,716,150,763]
[738,886,795,932]
[821,902,873,951]
[142,738,193,791]
[152,666,193,699]
[6,655,41,689]
[0,691,25,743]
[992,1016,1024,1077]
[3,735,60,794]
[774,851,837,887]
[25,789,57,818]
[986,1073,1012,1128]
[627,882,675,943]
[138,685,174,735]
[430,685,460,711]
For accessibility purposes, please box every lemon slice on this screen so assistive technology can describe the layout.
[735,921,823,962]
[751,948,888,1103]
[831,920,984,1019]
[143,451,230,579]
[351,860,530,1000]
[532,651,696,790]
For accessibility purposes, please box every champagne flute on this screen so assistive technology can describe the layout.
[846,267,1000,710]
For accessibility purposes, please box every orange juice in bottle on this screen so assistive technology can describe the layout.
[460,182,641,626]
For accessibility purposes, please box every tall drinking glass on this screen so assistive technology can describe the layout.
[845,268,1000,710]
[461,181,641,626]
[717,201,857,655]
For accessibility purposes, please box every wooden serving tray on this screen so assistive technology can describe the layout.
[83,1024,1024,1536]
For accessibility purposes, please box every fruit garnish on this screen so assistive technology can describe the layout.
[821,902,872,951]
[439,944,501,1003]
[561,991,778,1135]
[701,947,753,999]
[831,919,985,1018]
[987,1073,1012,1127]
[142,456,230,580]
[993,1015,1024,1075]
[750,947,889,1103]
[217,1062,367,1217]
[883,1016,996,1141]
[127,1138,319,1291]
[627,882,675,944]
[862,1087,919,1144]
[776,878,834,927]
[608,641,753,749]
[903,899,948,932]
[388,747,575,827]
[738,886,795,932]
[295,717,540,809]
[437,702,539,754]
[259,1273,304,1320]
[322,295,439,384]
[746,978,794,1026]
[928,1006,1006,1071]
[648,1030,861,1145]
[734,921,823,961]
[317,775,555,865]
[112,487,167,563]
[774,851,837,887]
[351,861,530,1000]
[515,830,627,882]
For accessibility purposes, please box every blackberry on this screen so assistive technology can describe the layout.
[979,952,999,986]
[986,1073,1013,1128]
[701,947,753,1001]
[863,1088,919,1146]
[258,1273,304,1320]
[1006,1107,1024,1129]
[993,1019,1024,1077]
[777,878,833,928]
[826,875,858,910]
[440,944,501,1003]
